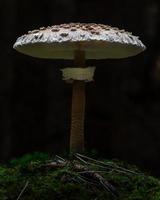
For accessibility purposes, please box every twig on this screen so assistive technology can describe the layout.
[75,154,88,164]
[55,155,66,162]
[78,170,107,174]
[94,172,116,194]
[78,159,139,176]
[42,161,66,168]
[76,176,88,184]
[78,175,99,186]
[75,157,128,176]
[76,153,141,175]
[16,181,29,200]
[78,160,111,170]
[79,169,117,197]
[71,177,81,184]
[100,179,117,197]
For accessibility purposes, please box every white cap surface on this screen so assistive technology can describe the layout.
[13,23,146,59]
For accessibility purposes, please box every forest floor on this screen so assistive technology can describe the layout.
[0,152,160,200]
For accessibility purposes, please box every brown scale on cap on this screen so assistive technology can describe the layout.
[81,27,88,31]
[91,30,100,35]
[70,28,77,32]
[85,24,92,28]
[51,28,60,32]
[87,26,95,31]
[25,23,134,38]
[60,33,69,37]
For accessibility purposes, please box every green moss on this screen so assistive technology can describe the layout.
[10,152,49,168]
[0,153,160,200]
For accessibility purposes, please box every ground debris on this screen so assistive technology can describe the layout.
[0,152,160,200]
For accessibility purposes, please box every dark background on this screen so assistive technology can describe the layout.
[1,0,160,175]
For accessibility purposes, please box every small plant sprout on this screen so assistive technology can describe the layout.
[13,23,146,153]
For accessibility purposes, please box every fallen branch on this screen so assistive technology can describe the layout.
[40,154,143,197]
[76,153,142,175]
[17,181,29,200]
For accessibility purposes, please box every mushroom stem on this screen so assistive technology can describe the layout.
[70,51,86,153]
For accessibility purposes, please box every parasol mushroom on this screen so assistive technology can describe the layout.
[13,23,146,153]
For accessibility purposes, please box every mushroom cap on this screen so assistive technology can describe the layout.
[13,23,146,59]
